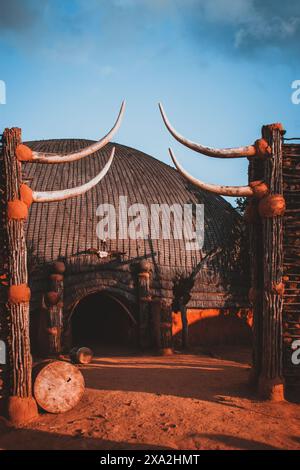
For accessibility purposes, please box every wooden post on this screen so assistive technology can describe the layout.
[43,261,65,356]
[159,299,173,355]
[2,128,38,423]
[0,132,9,414]
[247,158,264,387]
[137,260,152,349]
[151,298,162,351]
[258,124,285,401]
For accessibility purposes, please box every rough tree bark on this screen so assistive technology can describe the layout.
[2,128,38,423]
[248,158,264,387]
[0,131,9,414]
[258,125,285,401]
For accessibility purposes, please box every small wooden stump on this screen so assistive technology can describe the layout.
[70,347,93,365]
[33,361,85,413]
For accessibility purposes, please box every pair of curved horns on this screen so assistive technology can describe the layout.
[32,147,115,203]
[25,101,125,203]
[159,103,260,197]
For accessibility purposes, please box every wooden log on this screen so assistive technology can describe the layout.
[2,129,38,423]
[33,360,85,413]
[248,157,264,387]
[70,347,93,364]
[258,125,285,401]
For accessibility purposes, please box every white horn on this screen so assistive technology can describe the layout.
[32,147,115,203]
[169,148,254,197]
[31,101,125,163]
[159,103,256,158]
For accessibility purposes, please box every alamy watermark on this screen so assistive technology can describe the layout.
[0,80,6,105]
[291,80,300,104]
[291,339,300,366]
[0,340,6,365]
[96,196,204,250]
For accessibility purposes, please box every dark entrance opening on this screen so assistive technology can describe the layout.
[71,292,138,353]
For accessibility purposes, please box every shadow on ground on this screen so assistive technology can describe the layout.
[199,433,280,450]
[0,426,170,450]
[81,355,252,403]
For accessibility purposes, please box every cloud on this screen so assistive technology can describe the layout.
[0,0,299,65]
[0,0,38,30]
[185,0,300,58]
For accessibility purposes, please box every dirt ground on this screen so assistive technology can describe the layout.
[0,347,299,450]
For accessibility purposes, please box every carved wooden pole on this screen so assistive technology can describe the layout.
[151,298,162,351]
[159,299,173,355]
[258,124,286,400]
[150,297,173,354]
[0,113,123,419]
[2,128,38,423]
[137,260,152,350]
[43,261,65,356]
[246,158,265,387]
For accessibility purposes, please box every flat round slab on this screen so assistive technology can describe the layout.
[33,361,85,414]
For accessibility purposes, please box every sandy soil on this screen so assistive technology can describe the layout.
[0,348,299,450]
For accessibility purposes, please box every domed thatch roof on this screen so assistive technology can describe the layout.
[23,139,248,309]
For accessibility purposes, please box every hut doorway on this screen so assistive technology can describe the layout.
[71,292,138,353]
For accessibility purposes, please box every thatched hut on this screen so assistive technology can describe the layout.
[23,139,250,354]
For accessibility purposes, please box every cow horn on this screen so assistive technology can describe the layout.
[32,147,115,202]
[169,148,254,197]
[159,103,256,158]
[30,101,125,163]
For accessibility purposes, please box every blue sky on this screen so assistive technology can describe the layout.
[0,0,300,205]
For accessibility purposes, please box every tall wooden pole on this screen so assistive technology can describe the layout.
[247,158,264,387]
[150,297,173,354]
[159,299,173,355]
[2,128,38,423]
[0,131,9,414]
[43,262,65,356]
[137,260,152,350]
[258,124,286,400]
